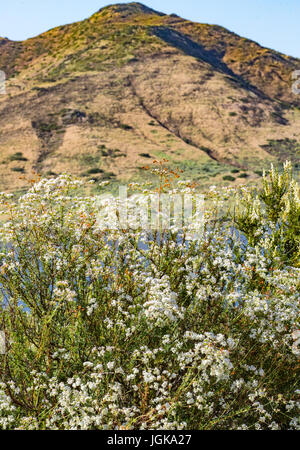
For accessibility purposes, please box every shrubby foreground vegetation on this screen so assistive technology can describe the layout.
[0,161,299,430]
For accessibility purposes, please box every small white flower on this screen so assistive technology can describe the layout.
[107,362,115,370]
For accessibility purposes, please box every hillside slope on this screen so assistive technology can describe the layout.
[0,2,299,192]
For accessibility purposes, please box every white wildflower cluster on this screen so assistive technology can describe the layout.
[53,281,76,304]
[142,275,184,325]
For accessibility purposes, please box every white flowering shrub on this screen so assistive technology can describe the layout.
[233,161,299,266]
[0,164,299,430]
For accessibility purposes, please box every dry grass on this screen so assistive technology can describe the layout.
[0,2,299,192]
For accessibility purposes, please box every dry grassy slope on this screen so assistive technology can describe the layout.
[0,2,300,192]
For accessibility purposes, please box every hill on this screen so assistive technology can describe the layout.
[0,2,300,192]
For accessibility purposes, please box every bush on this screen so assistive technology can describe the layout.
[34,122,61,132]
[119,124,133,130]
[8,152,28,162]
[0,164,299,430]
[223,175,235,181]
[254,170,263,177]
[86,168,104,175]
[10,167,25,173]
[232,161,300,266]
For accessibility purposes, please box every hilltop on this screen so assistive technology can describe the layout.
[0,2,299,192]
